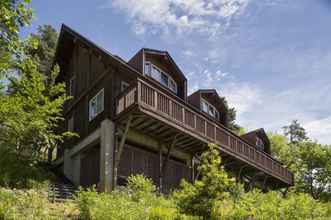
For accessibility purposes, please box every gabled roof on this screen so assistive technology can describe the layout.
[141,48,187,81]
[190,89,220,98]
[54,24,142,80]
[241,128,271,153]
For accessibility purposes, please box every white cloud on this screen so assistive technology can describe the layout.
[182,50,196,57]
[108,0,250,35]
[219,82,262,115]
[304,117,331,145]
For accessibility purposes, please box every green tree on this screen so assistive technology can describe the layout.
[0,0,71,186]
[220,96,241,133]
[173,144,237,219]
[0,0,33,71]
[283,120,308,143]
[269,132,331,201]
[293,141,331,201]
[26,24,58,82]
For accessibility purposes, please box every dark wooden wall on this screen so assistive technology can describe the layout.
[188,91,227,126]
[118,143,191,192]
[62,43,113,148]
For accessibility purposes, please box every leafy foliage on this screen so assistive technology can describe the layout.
[0,0,72,173]
[26,24,58,82]
[270,123,331,201]
[283,120,308,143]
[0,0,33,78]
[0,187,78,219]
[173,144,237,219]
[76,175,195,220]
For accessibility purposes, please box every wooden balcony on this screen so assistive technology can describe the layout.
[116,78,294,187]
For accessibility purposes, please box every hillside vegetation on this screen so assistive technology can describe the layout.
[1,1,331,219]
[1,144,331,219]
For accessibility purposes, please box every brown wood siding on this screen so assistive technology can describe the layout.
[187,91,200,109]
[118,144,191,191]
[62,42,115,148]
[128,49,143,73]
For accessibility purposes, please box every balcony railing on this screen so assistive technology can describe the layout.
[116,78,294,186]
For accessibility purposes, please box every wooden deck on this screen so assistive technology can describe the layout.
[116,78,294,186]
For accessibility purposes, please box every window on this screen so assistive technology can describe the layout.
[69,76,75,97]
[160,72,168,86]
[89,89,104,121]
[151,66,161,81]
[68,116,74,132]
[256,137,264,151]
[201,99,219,119]
[121,81,130,92]
[144,61,177,93]
[169,78,177,93]
[144,62,151,76]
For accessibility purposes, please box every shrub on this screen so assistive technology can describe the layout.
[0,187,78,220]
[211,190,331,220]
[76,175,181,220]
[173,144,236,219]
[0,148,53,189]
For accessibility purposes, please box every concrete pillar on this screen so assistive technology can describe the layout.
[72,154,81,186]
[100,119,116,192]
[63,149,73,182]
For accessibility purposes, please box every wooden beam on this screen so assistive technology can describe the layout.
[114,115,133,186]
[159,144,163,191]
[159,135,178,191]
[237,164,249,183]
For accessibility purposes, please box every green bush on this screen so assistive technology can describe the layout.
[0,148,53,189]
[173,144,236,219]
[0,188,78,220]
[210,189,331,220]
[76,175,179,220]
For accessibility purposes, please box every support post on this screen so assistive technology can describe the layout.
[159,144,163,191]
[237,165,248,183]
[262,175,268,192]
[113,115,133,188]
[100,119,116,192]
[159,135,178,192]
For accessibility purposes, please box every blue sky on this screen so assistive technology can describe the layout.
[23,0,331,144]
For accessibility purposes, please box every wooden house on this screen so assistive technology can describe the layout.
[53,24,293,192]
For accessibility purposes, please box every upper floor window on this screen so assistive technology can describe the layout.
[89,89,104,121]
[69,76,75,97]
[201,98,219,119]
[144,61,177,93]
[256,137,264,151]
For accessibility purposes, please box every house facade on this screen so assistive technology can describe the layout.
[53,24,293,193]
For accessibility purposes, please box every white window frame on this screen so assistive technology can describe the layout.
[144,61,177,93]
[121,81,130,92]
[201,98,219,119]
[89,89,104,121]
[69,76,75,97]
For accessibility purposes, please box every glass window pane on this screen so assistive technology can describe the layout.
[161,72,168,86]
[151,67,161,81]
[145,62,151,76]
[202,101,208,113]
[169,79,177,93]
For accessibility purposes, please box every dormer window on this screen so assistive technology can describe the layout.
[256,137,264,151]
[144,61,177,93]
[201,98,219,119]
